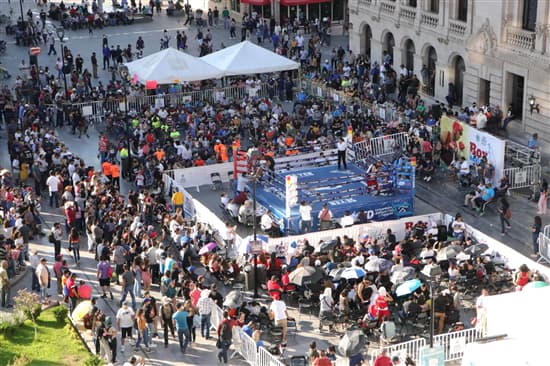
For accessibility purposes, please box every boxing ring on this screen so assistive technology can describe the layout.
[254,158,415,234]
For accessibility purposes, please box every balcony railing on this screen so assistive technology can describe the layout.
[380,0,396,16]
[400,5,416,24]
[449,19,467,37]
[359,0,373,5]
[506,27,536,50]
[420,12,438,28]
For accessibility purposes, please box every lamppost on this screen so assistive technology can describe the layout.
[251,172,259,298]
[55,27,68,97]
[122,87,133,181]
[421,264,442,348]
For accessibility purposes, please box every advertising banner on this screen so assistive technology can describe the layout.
[440,116,505,184]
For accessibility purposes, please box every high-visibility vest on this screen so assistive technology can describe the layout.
[102,162,112,176]
[111,164,120,178]
[120,148,128,158]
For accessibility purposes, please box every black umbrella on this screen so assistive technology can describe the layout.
[288,265,324,286]
[464,243,489,256]
[319,240,338,253]
[338,330,367,357]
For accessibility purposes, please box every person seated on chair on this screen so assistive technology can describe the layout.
[281,267,297,292]
[433,289,453,334]
[473,183,495,215]
[457,157,470,179]
[261,210,282,237]
[463,182,484,210]
[220,192,231,207]
[340,210,355,228]
[238,200,254,224]
[267,275,283,299]
[226,199,240,218]
[420,155,434,182]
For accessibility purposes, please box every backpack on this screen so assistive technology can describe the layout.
[48,231,55,243]
[106,265,113,279]
[220,320,232,342]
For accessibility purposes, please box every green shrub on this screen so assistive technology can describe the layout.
[8,355,31,366]
[84,355,103,366]
[22,303,42,321]
[52,306,68,324]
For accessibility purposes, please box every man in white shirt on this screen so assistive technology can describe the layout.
[236,173,250,195]
[318,288,334,332]
[261,210,281,237]
[336,137,347,169]
[46,171,60,208]
[299,201,313,233]
[457,157,470,179]
[116,301,135,353]
[340,210,355,228]
[476,109,487,130]
[269,295,288,342]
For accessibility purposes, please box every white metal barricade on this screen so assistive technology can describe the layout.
[210,305,224,332]
[387,337,426,362]
[237,329,258,364]
[502,164,541,190]
[351,132,410,162]
[257,346,286,366]
[537,225,550,264]
[433,327,481,361]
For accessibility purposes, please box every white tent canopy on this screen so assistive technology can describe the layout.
[124,48,223,84]
[201,41,300,76]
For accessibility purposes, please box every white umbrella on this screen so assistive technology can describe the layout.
[340,267,367,280]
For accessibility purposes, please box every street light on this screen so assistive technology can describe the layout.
[122,87,133,181]
[421,263,442,348]
[251,171,259,298]
[55,27,68,97]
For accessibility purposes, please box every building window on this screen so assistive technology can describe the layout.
[522,0,537,31]
[457,0,467,22]
[408,0,417,7]
[230,0,240,13]
[428,0,439,14]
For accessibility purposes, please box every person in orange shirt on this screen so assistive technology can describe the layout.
[214,140,228,162]
[154,148,165,162]
[102,161,112,183]
[110,163,120,190]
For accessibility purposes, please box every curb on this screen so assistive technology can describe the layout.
[8,266,29,288]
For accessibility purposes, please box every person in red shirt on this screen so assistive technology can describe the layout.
[66,272,78,311]
[267,275,283,300]
[313,350,333,366]
[77,280,93,300]
[373,349,392,366]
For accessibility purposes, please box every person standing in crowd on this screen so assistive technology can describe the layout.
[269,293,288,343]
[116,301,135,354]
[50,222,63,260]
[120,264,137,310]
[101,316,118,364]
[46,171,60,208]
[171,188,184,212]
[0,260,11,308]
[160,296,175,348]
[36,257,50,305]
[336,137,347,169]
[318,203,333,231]
[450,214,466,241]
[299,200,313,233]
[538,180,548,215]
[475,288,489,335]
[532,216,542,257]
[68,227,81,265]
[135,308,151,352]
[97,255,114,299]
[217,310,234,363]
[197,288,214,340]
[172,302,190,354]
[498,197,512,235]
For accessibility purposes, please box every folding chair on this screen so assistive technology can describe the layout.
[211,172,223,191]
[290,356,308,366]
[379,321,401,348]
[227,171,234,189]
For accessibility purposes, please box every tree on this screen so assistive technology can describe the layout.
[14,289,41,339]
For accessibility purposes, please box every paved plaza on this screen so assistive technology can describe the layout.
[1,2,550,366]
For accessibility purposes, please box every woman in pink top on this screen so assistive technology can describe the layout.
[189,282,201,307]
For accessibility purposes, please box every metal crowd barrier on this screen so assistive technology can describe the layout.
[351,132,410,162]
[433,327,481,361]
[387,338,426,363]
[537,225,550,265]
[505,140,541,166]
[502,164,541,191]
